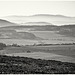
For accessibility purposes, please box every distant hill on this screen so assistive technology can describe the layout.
[24,22,52,26]
[0,19,18,27]
[2,14,75,25]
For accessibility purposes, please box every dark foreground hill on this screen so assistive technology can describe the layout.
[0,55,75,74]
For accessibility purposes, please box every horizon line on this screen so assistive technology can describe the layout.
[1,14,75,18]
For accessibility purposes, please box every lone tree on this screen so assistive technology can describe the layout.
[0,43,6,50]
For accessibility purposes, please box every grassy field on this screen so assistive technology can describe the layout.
[0,31,75,45]
[5,52,75,63]
[29,45,75,58]
[0,44,75,63]
[30,31,75,41]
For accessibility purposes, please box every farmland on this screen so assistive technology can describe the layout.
[0,31,75,45]
[0,44,75,63]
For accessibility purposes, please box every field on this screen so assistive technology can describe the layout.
[0,39,38,45]
[30,31,75,41]
[0,31,75,45]
[0,44,75,63]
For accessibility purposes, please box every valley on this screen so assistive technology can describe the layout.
[0,17,75,68]
[0,1,75,73]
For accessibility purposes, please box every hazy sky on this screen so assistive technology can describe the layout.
[0,1,75,17]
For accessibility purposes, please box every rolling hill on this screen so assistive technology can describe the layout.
[1,24,75,38]
[2,14,75,25]
[0,16,75,44]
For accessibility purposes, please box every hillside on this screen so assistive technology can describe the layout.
[0,19,18,27]
[0,55,75,74]
[0,29,41,39]
[1,25,75,38]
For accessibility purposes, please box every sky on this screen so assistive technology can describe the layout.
[0,1,75,17]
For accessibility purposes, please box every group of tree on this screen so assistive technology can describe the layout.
[33,43,75,46]
[0,43,6,50]
[0,43,21,50]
